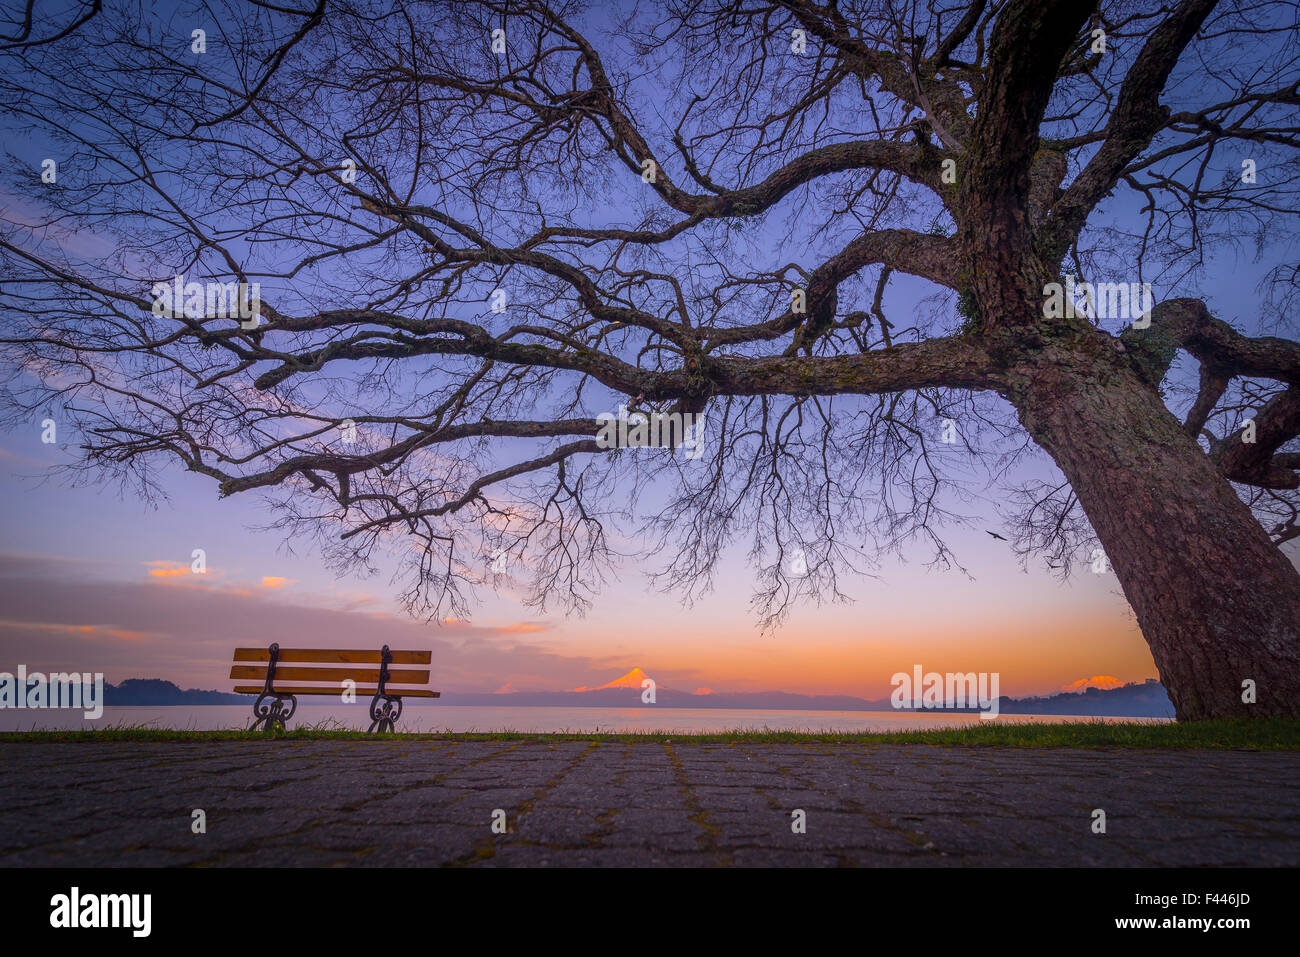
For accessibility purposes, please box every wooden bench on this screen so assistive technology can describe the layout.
[230,643,438,732]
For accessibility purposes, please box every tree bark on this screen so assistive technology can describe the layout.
[1008,347,1300,720]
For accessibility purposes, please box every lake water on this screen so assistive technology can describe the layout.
[0,704,1170,734]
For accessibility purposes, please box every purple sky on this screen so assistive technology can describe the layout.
[1,3,1295,702]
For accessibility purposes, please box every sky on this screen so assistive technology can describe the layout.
[0,0,1295,704]
[0,422,1159,699]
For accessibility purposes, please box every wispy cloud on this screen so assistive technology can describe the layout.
[0,551,609,692]
[0,619,155,642]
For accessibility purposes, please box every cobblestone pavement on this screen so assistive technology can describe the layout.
[1,741,1296,866]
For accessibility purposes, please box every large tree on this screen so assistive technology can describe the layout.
[1,0,1297,719]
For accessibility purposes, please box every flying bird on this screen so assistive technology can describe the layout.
[986,530,1008,541]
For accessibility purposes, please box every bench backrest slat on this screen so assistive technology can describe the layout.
[229,665,429,684]
[232,647,431,665]
[232,684,438,698]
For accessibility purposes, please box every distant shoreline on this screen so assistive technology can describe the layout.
[96,677,1175,718]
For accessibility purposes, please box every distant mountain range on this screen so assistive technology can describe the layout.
[995,679,1174,716]
[105,679,250,706]
[441,676,1175,717]
[104,675,1175,717]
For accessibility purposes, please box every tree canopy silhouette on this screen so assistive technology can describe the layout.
[1,0,1298,719]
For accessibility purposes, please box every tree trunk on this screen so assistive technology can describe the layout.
[1009,349,1300,720]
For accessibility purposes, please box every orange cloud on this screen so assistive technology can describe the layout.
[144,560,223,582]
[695,687,715,695]
[1060,675,1124,693]
[260,577,294,589]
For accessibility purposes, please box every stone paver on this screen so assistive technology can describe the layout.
[0,741,1296,866]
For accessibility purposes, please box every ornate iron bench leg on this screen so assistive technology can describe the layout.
[368,693,402,733]
[249,642,296,731]
[366,644,403,733]
[251,691,297,731]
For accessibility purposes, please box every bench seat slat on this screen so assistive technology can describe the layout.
[232,648,431,665]
[229,665,429,683]
[232,685,439,698]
